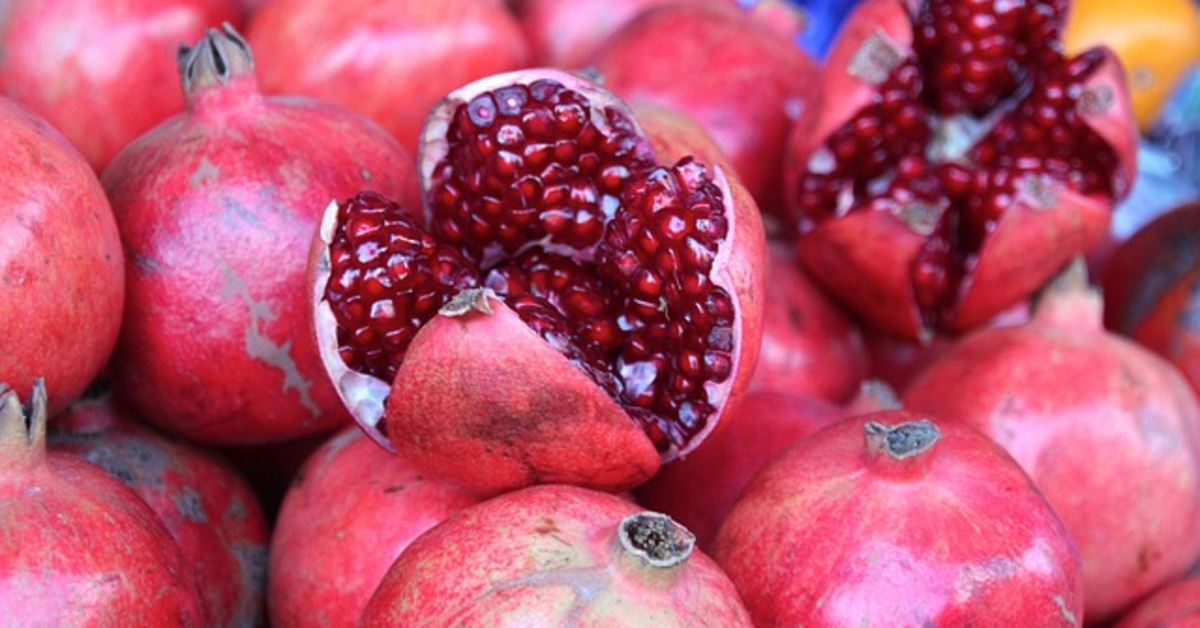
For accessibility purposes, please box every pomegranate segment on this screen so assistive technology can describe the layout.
[315,70,763,491]
[784,0,1136,340]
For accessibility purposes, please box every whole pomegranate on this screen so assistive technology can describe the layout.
[589,1,818,213]
[245,0,531,157]
[103,26,419,445]
[48,391,269,628]
[0,0,241,170]
[312,69,765,493]
[1103,201,1200,397]
[713,411,1084,626]
[783,0,1138,340]
[360,484,752,625]
[903,262,1200,622]
[0,97,124,416]
[750,243,869,400]
[513,0,734,68]
[0,382,202,623]
[269,426,482,626]
[1113,576,1200,627]
[635,390,843,549]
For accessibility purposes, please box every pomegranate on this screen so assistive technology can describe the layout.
[513,0,734,68]
[269,426,482,627]
[1103,201,1200,397]
[48,390,269,628]
[0,381,202,623]
[360,484,752,625]
[782,0,1138,340]
[635,390,843,549]
[589,1,818,213]
[0,97,124,416]
[1113,576,1200,627]
[103,25,419,445]
[0,0,241,170]
[713,411,1084,626]
[312,69,765,493]
[751,243,869,400]
[245,0,531,157]
[902,261,1200,622]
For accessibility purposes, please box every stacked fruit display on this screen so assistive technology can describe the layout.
[2,0,1199,625]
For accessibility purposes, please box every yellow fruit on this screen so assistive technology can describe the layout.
[1065,0,1200,132]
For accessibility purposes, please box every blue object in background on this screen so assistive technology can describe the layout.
[739,0,861,59]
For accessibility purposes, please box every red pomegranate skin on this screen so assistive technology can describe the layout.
[514,0,734,68]
[48,394,269,628]
[0,0,241,170]
[246,0,531,157]
[360,484,752,626]
[902,269,1200,622]
[635,390,844,549]
[1103,202,1200,398]
[1114,576,1200,627]
[269,426,482,627]
[751,243,869,400]
[0,383,202,624]
[590,2,817,213]
[713,411,1084,626]
[0,97,125,416]
[103,27,419,445]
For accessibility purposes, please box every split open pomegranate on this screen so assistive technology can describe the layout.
[311,69,765,493]
[782,0,1138,340]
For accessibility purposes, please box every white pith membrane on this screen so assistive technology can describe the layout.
[314,69,744,462]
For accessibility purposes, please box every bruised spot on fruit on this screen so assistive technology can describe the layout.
[189,157,220,187]
[535,517,560,535]
[175,486,208,523]
[382,484,407,494]
[1054,595,1078,625]
[619,512,695,568]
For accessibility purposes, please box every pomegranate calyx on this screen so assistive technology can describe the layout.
[864,417,940,480]
[0,379,48,467]
[619,511,695,568]
[1030,257,1103,331]
[177,23,256,96]
[440,288,497,317]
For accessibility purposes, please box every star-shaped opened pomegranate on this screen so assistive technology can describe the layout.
[310,70,765,494]
[782,0,1138,341]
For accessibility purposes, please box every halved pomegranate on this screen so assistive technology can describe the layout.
[782,0,1138,340]
[311,70,765,493]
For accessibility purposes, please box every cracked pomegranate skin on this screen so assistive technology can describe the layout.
[713,412,1084,626]
[0,97,125,417]
[48,394,270,628]
[312,69,765,494]
[0,0,241,171]
[782,0,1137,340]
[268,426,482,626]
[0,384,203,625]
[102,27,419,445]
[903,271,1200,622]
[360,484,752,626]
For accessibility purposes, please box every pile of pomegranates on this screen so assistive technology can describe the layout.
[4,0,1199,624]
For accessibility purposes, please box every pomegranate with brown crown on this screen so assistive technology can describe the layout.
[311,69,765,493]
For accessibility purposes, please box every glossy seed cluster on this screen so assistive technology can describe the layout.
[326,81,736,453]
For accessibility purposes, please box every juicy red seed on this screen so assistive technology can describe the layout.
[596,157,734,450]
[914,0,1068,115]
[324,192,478,381]
[429,81,655,261]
